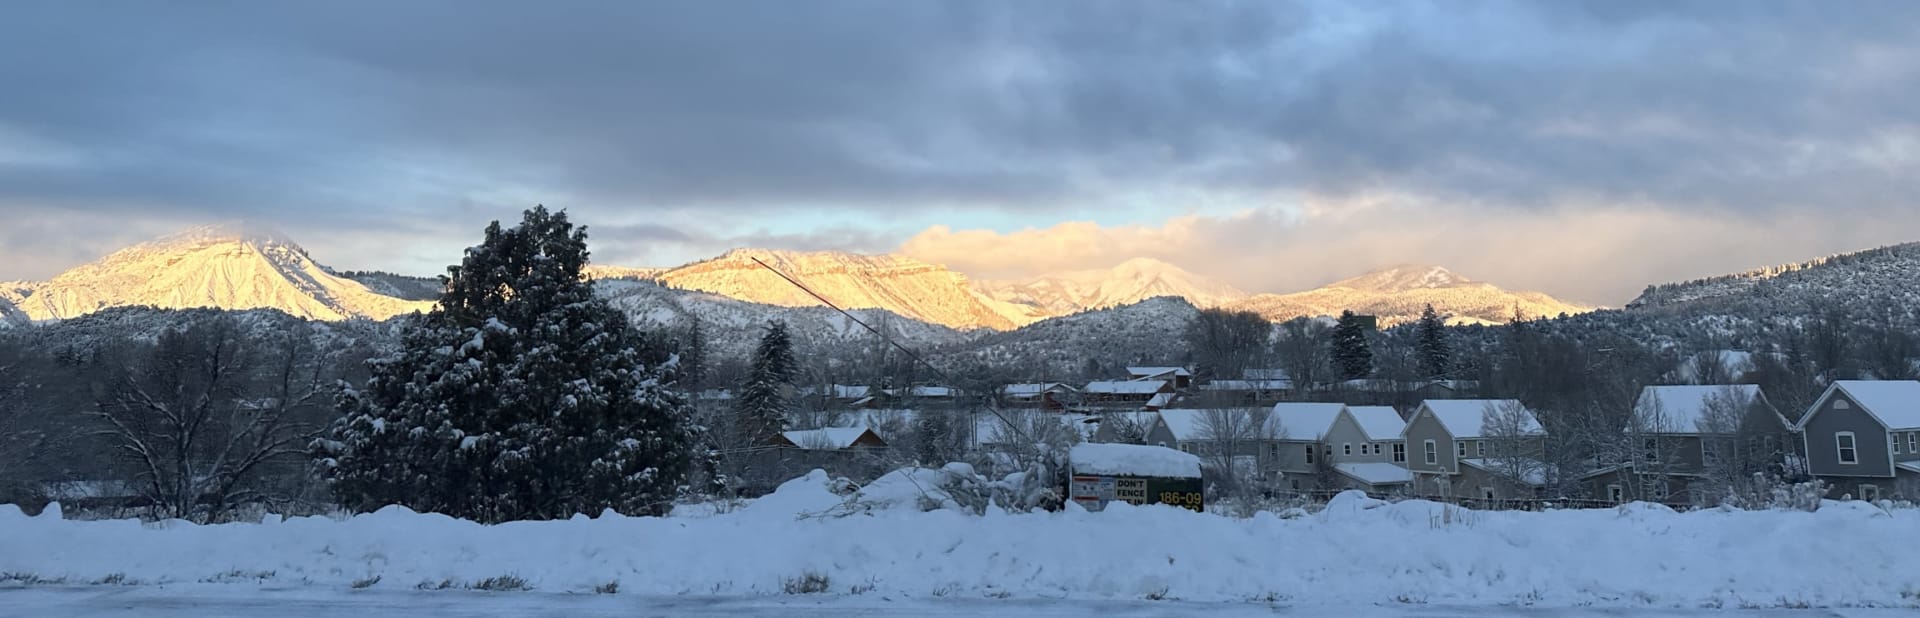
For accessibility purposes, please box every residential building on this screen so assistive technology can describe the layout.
[1402,399,1549,500]
[1795,380,1920,501]
[1001,383,1078,410]
[1126,366,1193,389]
[1083,379,1174,407]
[1580,384,1794,505]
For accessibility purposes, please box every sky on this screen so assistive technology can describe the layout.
[3,1,1919,305]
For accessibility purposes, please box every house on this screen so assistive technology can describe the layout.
[1330,406,1413,492]
[1126,366,1193,389]
[1083,379,1173,406]
[1580,384,1794,505]
[894,385,963,402]
[1150,408,1283,481]
[771,427,888,451]
[1260,403,1348,489]
[1795,380,1920,501]
[1001,383,1078,410]
[1088,410,1163,444]
[1401,399,1549,500]
[1197,370,1294,405]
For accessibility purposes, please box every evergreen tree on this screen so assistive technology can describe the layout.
[1330,310,1374,381]
[1416,304,1451,380]
[681,317,708,393]
[734,321,796,446]
[316,206,698,522]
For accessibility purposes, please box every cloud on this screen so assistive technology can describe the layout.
[2,1,1918,284]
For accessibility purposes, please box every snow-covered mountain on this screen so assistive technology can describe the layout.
[2,224,434,322]
[974,258,1248,317]
[1226,265,1591,326]
[650,249,1033,331]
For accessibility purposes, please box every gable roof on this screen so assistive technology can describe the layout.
[1003,383,1074,396]
[1416,399,1544,439]
[1334,462,1414,486]
[1127,366,1192,379]
[1268,403,1347,441]
[1200,379,1293,392]
[777,427,883,450]
[1345,406,1407,441]
[1155,408,1280,442]
[1813,380,1920,430]
[1085,380,1169,395]
[1633,384,1778,434]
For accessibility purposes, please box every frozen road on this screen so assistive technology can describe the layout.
[0,587,1908,617]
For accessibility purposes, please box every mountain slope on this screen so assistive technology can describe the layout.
[653,249,1030,331]
[1227,265,1591,326]
[6,224,434,322]
[974,258,1248,317]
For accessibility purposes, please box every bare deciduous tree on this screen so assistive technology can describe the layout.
[92,318,329,522]
[1479,401,1549,499]
[1195,407,1281,514]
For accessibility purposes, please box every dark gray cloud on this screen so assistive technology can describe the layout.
[2,0,1918,284]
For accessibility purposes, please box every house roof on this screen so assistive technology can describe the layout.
[1155,408,1280,442]
[1335,462,1414,485]
[1897,461,1920,475]
[1085,380,1169,395]
[900,385,958,398]
[1144,392,1176,409]
[1003,383,1074,396]
[1268,403,1347,441]
[1633,384,1777,434]
[1127,366,1192,378]
[1459,457,1553,486]
[1825,380,1920,430]
[1345,406,1407,441]
[778,427,882,450]
[1200,379,1293,392]
[1417,400,1543,439]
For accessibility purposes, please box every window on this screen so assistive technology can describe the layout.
[1644,438,1659,462]
[1457,441,1467,458]
[1343,442,1352,456]
[1477,441,1486,457]
[1424,440,1438,465]
[1896,434,1903,455]
[1374,443,1384,455]
[1833,399,1850,410]
[1393,443,1407,463]
[1703,441,1721,467]
[1860,484,1880,501]
[1179,443,1193,454]
[1306,446,1315,464]
[1653,480,1671,499]
[1607,484,1624,503]
[1481,488,1496,500]
[1837,432,1858,465]
[1909,433,1917,454]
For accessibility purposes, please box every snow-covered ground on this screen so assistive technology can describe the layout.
[3,475,1918,611]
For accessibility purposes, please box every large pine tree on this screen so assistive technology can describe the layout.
[1416,304,1451,380]
[315,206,698,522]
[1330,310,1375,381]
[733,321,796,446]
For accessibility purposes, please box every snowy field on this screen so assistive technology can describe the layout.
[4,471,1920,612]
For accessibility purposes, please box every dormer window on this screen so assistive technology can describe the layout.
[1834,400,1851,410]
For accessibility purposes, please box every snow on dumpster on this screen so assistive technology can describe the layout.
[1067,443,1204,512]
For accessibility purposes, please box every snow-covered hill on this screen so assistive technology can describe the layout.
[598,278,970,363]
[975,258,1248,317]
[1226,265,1591,326]
[652,249,1032,331]
[3,224,434,322]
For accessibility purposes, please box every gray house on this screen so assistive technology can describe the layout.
[1149,408,1284,481]
[1796,380,1920,501]
[1580,384,1794,505]
[1327,406,1412,492]
[1401,399,1549,500]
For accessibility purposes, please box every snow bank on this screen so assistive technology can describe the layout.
[1068,443,1201,479]
[4,487,1920,608]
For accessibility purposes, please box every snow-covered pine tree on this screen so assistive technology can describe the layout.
[733,321,796,447]
[1416,304,1451,380]
[315,206,699,522]
[1331,310,1374,380]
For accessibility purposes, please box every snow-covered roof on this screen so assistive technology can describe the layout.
[1345,406,1407,441]
[1200,379,1293,392]
[1127,366,1192,378]
[1459,457,1553,487]
[1085,380,1168,395]
[1418,400,1543,439]
[1069,443,1203,479]
[1144,392,1175,409]
[1828,380,1920,430]
[1634,385,1776,434]
[900,385,958,398]
[800,384,870,399]
[1898,461,1920,475]
[1269,403,1347,441]
[1155,409,1280,442]
[1335,462,1413,485]
[1002,383,1074,396]
[779,427,881,450]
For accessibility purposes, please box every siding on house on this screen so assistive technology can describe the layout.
[1323,412,1388,465]
[1401,407,1456,475]
[1802,389,1895,479]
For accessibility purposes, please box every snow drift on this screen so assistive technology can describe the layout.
[2,482,1916,609]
